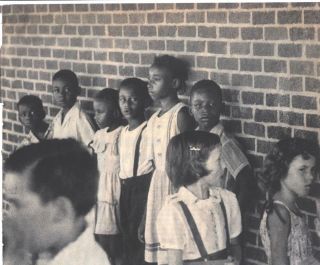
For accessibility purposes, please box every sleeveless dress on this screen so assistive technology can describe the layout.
[90,127,122,235]
[144,102,186,263]
[259,200,315,265]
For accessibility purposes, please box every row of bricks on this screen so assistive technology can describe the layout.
[2,55,320,77]
[3,9,320,25]
[3,24,320,41]
[2,77,320,108]
[2,3,320,14]
[3,37,320,58]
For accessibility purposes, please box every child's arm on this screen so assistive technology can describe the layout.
[177,107,195,132]
[167,249,183,265]
[230,236,242,265]
[268,204,290,265]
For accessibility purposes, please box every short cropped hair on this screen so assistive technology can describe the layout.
[151,55,189,91]
[120,77,152,107]
[52,69,80,96]
[190,79,222,103]
[260,137,319,196]
[4,139,98,217]
[166,131,221,188]
[17,95,46,120]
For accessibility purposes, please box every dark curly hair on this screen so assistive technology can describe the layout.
[259,137,319,213]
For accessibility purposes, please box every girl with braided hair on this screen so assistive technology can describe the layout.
[259,137,320,265]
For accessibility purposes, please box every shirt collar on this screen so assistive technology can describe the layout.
[56,102,80,125]
[177,186,222,205]
[195,122,224,137]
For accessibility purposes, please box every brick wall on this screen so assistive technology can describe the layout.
[1,3,320,264]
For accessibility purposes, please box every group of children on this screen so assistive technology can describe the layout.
[4,54,320,265]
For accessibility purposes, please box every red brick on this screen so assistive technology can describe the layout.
[149,40,165,51]
[85,39,98,48]
[218,58,238,70]
[219,27,239,39]
[229,12,250,24]
[306,114,320,128]
[230,42,250,55]
[292,95,317,110]
[242,92,264,105]
[232,106,253,119]
[290,61,314,76]
[222,89,239,103]
[167,40,184,52]
[208,41,227,54]
[264,59,286,73]
[197,3,216,9]
[158,26,177,37]
[113,14,128,24]
[240,59,261,72]
[90,4,105,12]
[187,41,205,53]
[97,14,112,24]
[176,3,194,9]
[290,27,315,41]
[268,126,291,139]
[244,122,265,137]
[196,56,216,68]
[166,12,184,23]
[207,11,227,23]
[119,66,134,76]
[115,39,129,49]
[266,94,290,107]
[198,26,216,38]
[122,4,137,10]
[306,45,320,58]
[294,129,319,142]
[186,12,205,23]
[147,12,164,24]
[241,27,263,40]
[255,109,277,123]
[304,10,320,24]
[140,26,156,37]
[109,52,123,62]
[124,53,139,64]
[279,77,303,91]
[131,40,147,51]
[305,78,320,93]
[129,13,145,24]
[280,111,304,126]
[252,11,275,24]
[178,26,196,37]
[123,26,139,37]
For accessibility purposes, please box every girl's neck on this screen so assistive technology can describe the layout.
[159,95,179,115]
[274,184,298,210]
[127,116,145,131]
[186,181,210,200]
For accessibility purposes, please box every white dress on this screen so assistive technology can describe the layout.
[144,102,186,263]
[51,102,95,146]
[90,127,122,235]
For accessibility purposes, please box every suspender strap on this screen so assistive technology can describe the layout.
[133,123,147,177]
[219,199,230,254]
[178,201,208,259]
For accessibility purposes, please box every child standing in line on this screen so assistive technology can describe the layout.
[51,69,96,146]
[190,80,254,215]
[144,55,195,264]
[17,95,51,147]
[259,138,320,265]
[157,131,242,265]
[89,88,124,265]
[3,139,111,265]
[118,78,154,265]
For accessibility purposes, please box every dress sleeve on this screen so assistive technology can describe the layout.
[77,112,96,147]
[221,190,242,239]
[156,200,186,250]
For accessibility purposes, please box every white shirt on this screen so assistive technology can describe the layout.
[51,102,95,146]
[157,187,242,261]
[48,224,111,265]
[118,122,154,179]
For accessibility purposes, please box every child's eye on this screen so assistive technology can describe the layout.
[119,98,125,103]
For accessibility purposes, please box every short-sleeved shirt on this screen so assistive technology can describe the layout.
[51,102,95,146]
[198,122,249,188]
[118,122,154,179]
[157,187,242,262]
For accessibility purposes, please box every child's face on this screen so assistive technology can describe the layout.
[148,66,175,101]
[4,170,55,254]
[202,145,226,187]
[282,154,316,197]
[93,100,115,129]
[18,104,41,129]
[52,78,77,109]
[119,86,144,121]
[190,90,222,131]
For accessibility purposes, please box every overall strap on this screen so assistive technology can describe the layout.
[178,201,208,259]
[133,123,147,177]
[219,199,231,254]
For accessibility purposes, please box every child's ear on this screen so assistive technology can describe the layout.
[50,197,75,224]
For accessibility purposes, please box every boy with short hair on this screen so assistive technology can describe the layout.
[190,79,255,214]
[3,139,111,265]
[51,69,96,146]
[17,95,51,147]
